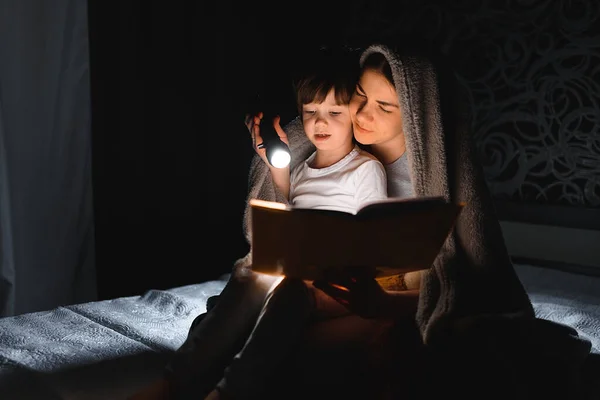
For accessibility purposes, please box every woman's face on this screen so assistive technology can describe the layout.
[349,69,403,147]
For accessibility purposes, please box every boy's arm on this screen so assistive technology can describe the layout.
[268,165,290,200]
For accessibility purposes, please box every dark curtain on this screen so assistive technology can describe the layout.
[87,2,349,300]
[89,3,248,299]
[85,5,251,299]
[0,0,96,316]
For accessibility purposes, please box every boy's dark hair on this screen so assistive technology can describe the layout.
[292,46,360,115]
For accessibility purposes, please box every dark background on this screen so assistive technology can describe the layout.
[86,3,341,299]
[87,2,600,300]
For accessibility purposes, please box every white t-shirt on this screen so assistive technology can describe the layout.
[289,145,388,214]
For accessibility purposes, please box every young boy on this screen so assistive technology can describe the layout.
[127,48,390,400]
[192,47,391,400]
[252,47,388,214]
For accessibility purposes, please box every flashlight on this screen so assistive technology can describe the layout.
[256,114,291,169]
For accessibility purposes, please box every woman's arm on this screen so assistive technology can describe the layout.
[379,289,420,319]
[313,268,421,320]
[375,270,423,319]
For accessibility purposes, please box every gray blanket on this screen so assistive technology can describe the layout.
[0,278,228,400]
[235,44,536,344]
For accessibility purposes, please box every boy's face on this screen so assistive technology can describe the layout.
[301,89,354,152]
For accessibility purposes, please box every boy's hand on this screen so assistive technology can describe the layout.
[313,267,389,319]
[244,112,289,168]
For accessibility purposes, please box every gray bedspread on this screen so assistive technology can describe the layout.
[0,278,228,399]
[0,264,598,400]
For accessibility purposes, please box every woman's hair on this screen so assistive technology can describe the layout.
[361,52,394,87]
[293,47,359,115]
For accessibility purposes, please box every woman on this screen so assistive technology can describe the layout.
[213,43,590,400]
[131,43,591,400]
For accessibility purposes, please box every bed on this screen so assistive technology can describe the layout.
[0,264,598,400]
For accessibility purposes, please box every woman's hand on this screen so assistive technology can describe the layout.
[244,112,289,167]
[313,267,390,319]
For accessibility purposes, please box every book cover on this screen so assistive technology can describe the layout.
[250,197,464,280]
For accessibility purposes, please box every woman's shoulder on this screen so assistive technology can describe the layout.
[354,146,384,166]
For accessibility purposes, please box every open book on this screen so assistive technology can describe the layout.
[250,196,464,280]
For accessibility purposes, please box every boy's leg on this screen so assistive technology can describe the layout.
[215,277,314,400]
[215,283,404,400]
[165,269,282,398]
